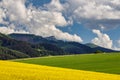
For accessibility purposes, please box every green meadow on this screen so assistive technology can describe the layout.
[14,53,120,74]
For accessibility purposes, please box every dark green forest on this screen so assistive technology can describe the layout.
[0,33,117,60]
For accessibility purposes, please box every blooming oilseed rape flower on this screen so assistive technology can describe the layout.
[0,60,120,80]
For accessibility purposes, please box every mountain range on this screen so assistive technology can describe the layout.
[0,33,117,60]
[9,33,117,53]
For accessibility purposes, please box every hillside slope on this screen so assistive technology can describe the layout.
[0,33,40,57]
[0,33,65,59]
[0,46,30,60]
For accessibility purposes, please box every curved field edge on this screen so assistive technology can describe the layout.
[14,53,120,74]
[0,61,120,80]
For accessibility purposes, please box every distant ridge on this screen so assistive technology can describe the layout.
[9,33,117,53]
[45,36,57,41]
[85,43,117,52]
[0,33,118,60]
[85,43,98,48]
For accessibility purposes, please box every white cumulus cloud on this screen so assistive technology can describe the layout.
[0,0,83,43]
[64,0,120,30]
[113,40,120,50]
[91,29,113,49]
[118,40,120,45]
[1,0,27,22]
[44,0,64,12]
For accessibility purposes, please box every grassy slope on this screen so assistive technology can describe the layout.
[0,46,30,60]
[0,60,120,80]
[15,53,120,74]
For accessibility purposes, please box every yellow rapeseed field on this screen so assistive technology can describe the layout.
[0,60,120,80]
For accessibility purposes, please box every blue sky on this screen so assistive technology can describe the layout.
[0,0,120,50]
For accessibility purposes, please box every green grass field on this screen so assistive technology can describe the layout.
[14,53,120,74]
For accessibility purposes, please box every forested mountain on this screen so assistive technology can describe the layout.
[9,33,117,54]
[9,33,94,54]
[0,46,29,60]
[0,33,66,60]
[0,33,117,60]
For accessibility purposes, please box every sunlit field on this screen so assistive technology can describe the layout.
[15,53,120,74]
[0,60,120,80]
